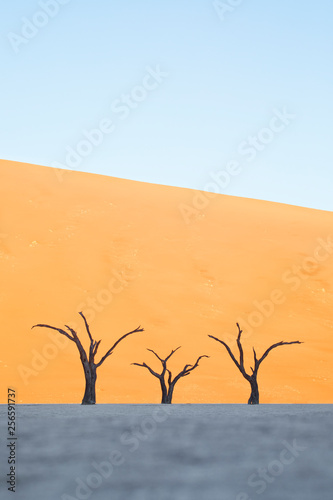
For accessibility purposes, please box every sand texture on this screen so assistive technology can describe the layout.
[1,159,333,404]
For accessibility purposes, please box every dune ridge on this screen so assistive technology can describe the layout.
[1,159,332,404]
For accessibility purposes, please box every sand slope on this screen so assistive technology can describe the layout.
[1,159,332,403]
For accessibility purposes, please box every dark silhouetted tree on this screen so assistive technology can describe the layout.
[209,323,302,404]
[132,347,209,404]
[32,312,143,405]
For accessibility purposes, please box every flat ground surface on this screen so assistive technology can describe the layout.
[0,404,332,500]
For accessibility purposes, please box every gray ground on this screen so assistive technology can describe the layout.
[0,404,332,500]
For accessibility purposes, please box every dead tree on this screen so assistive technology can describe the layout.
[32,312,143,405]
[208,323,302,404]
[132,347,209,404]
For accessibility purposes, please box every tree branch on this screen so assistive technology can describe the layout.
[208,334,242,371]
[236,323,245,371]
[165,346,181,362]
[93,340,102,357]
[64,325,89,362]
[167,369,172,387]
[250,347,258,374]
[96,326,144,367]
[171,355,209,385]
[32,324,75,342]
[79,311,93,342]
[65,325,78,339]
[147,349,164,363]
[132,362,161,379]
[257,340,303,368]
[78,312,96,363]
[186,355,210,373]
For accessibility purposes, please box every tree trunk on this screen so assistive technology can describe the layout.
[165,384,175,404]
[248,377,259,405]
[162,394,172,404]
[81,362,97,405]
[160,379,169,404]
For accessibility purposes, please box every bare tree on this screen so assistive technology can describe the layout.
[208,323,302,404]
[132,347,209,404]
[32,312,144,405]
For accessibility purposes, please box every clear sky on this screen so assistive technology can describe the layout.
[1,0,332,211]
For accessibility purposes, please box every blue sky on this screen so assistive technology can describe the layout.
[1,0,332,211]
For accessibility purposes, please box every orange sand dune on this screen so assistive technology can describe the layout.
[1,159,332,404]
